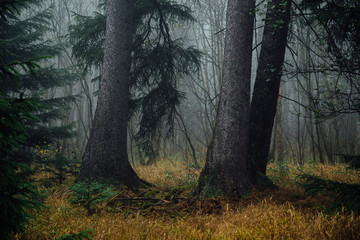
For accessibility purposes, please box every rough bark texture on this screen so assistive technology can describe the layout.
[196,0,255,197]
[249,0,291,175]
[80,0,142,186]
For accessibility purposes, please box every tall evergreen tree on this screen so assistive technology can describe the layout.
[70,0,201,152]
[196,0,256,197]
[0,1,76,165]
[0,0,75,237]
[80,0,142,186]
[196,0,292,197]
[70,0,201,185]
[0,56,43,238]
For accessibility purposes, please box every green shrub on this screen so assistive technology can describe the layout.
[267,161,290,185]
[35,144,80,185]
[68,180,118,215]
[55,229,95,240]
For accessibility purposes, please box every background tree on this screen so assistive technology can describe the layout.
[273,0,360,164]
[174,0,227,161]
[298,0,360,118]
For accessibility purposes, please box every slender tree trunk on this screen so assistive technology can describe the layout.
[315,122,325,164]
[297,112,304,165]
[80,0,143,187]
[145,132,161,165]
[196,0,255,197]
[249,0,291,175]
[175,110,199,167]
[270,87,283,162]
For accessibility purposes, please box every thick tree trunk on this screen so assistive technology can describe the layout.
[249,0,291,175]
[196,0,255,197]
[80,0,142,187]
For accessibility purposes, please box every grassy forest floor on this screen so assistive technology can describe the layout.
[15,161,360,240]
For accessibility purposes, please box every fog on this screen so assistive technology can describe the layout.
[31,0,360,165]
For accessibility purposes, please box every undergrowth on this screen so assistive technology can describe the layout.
[14,161,360,240]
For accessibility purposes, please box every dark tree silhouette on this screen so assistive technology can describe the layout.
[249,0,292,175]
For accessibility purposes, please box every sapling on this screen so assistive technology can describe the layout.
[68,179,118,215]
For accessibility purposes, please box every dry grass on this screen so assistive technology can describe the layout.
[134,160,202,191]
[15,161,360,240]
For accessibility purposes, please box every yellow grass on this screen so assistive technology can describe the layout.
[15,161,360,240]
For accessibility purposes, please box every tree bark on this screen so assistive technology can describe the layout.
[80,0,143,187]
[249,0,291,175]
[196,0,255,197]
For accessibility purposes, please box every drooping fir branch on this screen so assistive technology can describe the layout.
[69,12,105,67]
[0,0,42,21]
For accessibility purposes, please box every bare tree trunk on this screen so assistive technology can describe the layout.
[196,0,255,197]
[270,87,284,162]
[249,0,291,175]
[145,132,161,165]
[175,109,199,167]
[80,0,143,187]
[315,122,325,164]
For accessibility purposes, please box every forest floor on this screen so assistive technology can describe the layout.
[15,161,360,240]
